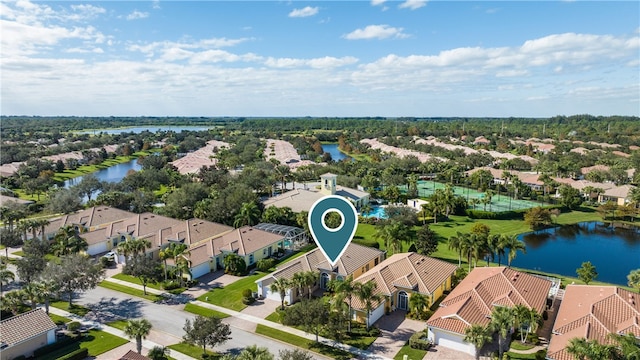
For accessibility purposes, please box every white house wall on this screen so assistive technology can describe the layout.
[428,328,476,356]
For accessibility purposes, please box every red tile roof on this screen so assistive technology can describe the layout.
[120,350,152,360]
[427,267,551,335]
[547,285,640,360]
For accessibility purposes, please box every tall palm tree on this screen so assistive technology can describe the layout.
[302,271,317,300]
[355,280,382,330]
[448,232,465,267]
[21,282,42,309]
[292,272,307,299]
[464,324,491,360]
[2,290,26,315]
[486,234,501,266]
[409,293,429,320]
[124,318,153,354]
[147,346,170,360]
[525,307,542,343]
[0,264,15,295]
[34,218,50,241]
[373,221,406,255]
[610,333,640,360]
[119,238,151,259]
[332,275,360,333]
[234,202,262,228]
[52,225,88,256]
[36,280,58,314]
[159,242,190,283]
[490,306,514,359]
[501,235,527,267]
[237,345,274,360]
[627,269,640,293]
[512,304,530,343]
[271,277,291,310]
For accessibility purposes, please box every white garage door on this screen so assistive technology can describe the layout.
[88,242,108,256]
[264,286,291,304]
[434,330,475,356]
[191,263,211,279]
[368,302,386,326]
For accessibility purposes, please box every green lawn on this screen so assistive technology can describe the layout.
[11,250,24,256]
[255,324,353,360]
[112,273,186,294]
[183,303,231,319]
[167,342,220,359]
[38,330,128,360]
[393,343,428,360]
[50,301,91,316]
[265,311,281,323]
[48,313,71,325]
[106,319,129,331]
[99,281,163,302]
[196,272,266,311]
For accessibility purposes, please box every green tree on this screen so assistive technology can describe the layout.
[490,306,514,359]
[234,201,262,228]
[278,349,314,360]
[282,299,329,342]
[183,315,232,356]
[355,280,382,330]
[524,207,553,230]
[558,185,583,209]
[0,264,15,295]
[271,277,291,310]
[237,345,274,360]
[500,234,527,268]
[627,269,640,293]
[43,253,105,306]
[52,225,88,256]
[374,220,410,255]
[1,290,26,315]
[331,275,360,333]
[224,253,247,276]
[159,242,190,281]
[464,324,491,360]
[147,346,170,360]
[576,261,598,285]
[414,224,438,256]
[124,256,162,295]
[448,232,465,267]
[124,318,153,354]
[408,292,430,320]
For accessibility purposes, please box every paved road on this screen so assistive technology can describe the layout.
[76,286,329,359]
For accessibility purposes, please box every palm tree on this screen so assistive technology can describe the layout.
[373,221,407,255]
[118,238,151,259]
[610,333,640,360]
[566,337,589,360]
[52,225,88,256]
[302,271,317,300]
[627,269,640,293]
[486,234,501,266]
[36,280,58,314]
[22,282,42,309]
[332,275,360,333]
[464,324,491,360]
[409,293,429,320]
[147,346,170,360]
[448,232,465,267]
[292,272,307,299]
[237,345,274,360]
[160,243,190,283]
[355,280,382,330]
[271,277,291,310]
[512,304,530,343]
[490,306,514,359]
[234,202,262,228]
[124,318,153,354]
[525,308,542,343]
[0,264,15,295]
[2,290,26,315]
[33,218,50,241]
[501,234,527,267]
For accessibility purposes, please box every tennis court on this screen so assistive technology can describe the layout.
[403,180,542,212]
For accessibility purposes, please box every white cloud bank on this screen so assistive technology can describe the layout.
[288,6,319,18]
[343,24,409,40]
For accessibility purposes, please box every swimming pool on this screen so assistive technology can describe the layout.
[361,205,388,219]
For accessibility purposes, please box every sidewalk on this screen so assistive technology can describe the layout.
[47,306,196,360]
[191,300,394,360]
[102,277,165,295]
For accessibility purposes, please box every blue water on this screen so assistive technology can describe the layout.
[361,205,388,219]
[321,143,351,162]
[64,159,142,188]
[511,222,640,285]
[78,126,210,135]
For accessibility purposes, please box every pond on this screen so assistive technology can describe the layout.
[78,126,210,135]
[64,159,142,188]
[511,222,640,285]
[321,143,351,162]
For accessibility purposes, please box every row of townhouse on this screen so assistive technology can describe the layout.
[40,205,291,279]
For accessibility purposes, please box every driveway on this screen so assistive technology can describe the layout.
[182,270,243,298]
[424,346,474,360]
[368,311,426,359]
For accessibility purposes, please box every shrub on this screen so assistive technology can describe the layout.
[256,258,276,272]
[242,297,256,305]
[162,280,180,290]
[242,289,253,298]
[57,348,89,360]
[100,256,114,268]
[409,331,432,350]
[66,321,81,332]
[33,336,80,357]
[353,238,380,249]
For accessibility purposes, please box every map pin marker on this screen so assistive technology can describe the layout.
[308,195,358,267]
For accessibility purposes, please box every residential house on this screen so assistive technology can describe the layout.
[42,205,136,240]
[263,173,370,212]
[256,243,385,304]
[0,309,57,359]
[426,267,552,357]
[120,350,152,360]
[547,285,640,360]
[598,184,637,206]
[351,253,457,326]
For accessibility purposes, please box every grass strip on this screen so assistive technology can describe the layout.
[255,324,353,360]
[196,272,265,311]
[167,342,220,359]
[106,319,129,331]
[393,343,428,360]
[111,273,186,294]
[183,303,230,319]
[37,330,128,360]
[50,301,91,316]
[99,281,163,302]
[48,313,72,325]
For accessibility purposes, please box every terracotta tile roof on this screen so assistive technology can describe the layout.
[580,164,610,175]
[602,184,636,199]
[427,267,551,335]
[183,219,233,245]
[170,140,230,175]
[547,285,640,360]
[44,206,135,234]
[351,253,457,310]
[120,350,152,360]
[216,226,283,256]
[0,309,56,347]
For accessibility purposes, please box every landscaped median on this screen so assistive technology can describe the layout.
[111,273,187,294]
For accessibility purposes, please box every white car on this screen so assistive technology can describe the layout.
[102,251,116,261]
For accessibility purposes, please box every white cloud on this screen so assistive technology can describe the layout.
[152,0,161,10]
[265,56,358,69]
[288,6,319,18]
[126,10,149,20]
[69,4,106,20]
[343,25,409,40]
[496,69,529,77]
[398,0,427,10]
[371,0,387,6]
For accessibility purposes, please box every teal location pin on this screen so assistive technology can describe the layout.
[308,195,358,267]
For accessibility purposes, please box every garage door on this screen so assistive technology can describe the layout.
[435,331,475,356]
[264,287,291,303]
[89,242,108,256]
[191,263,211,279]
[368,302,386,326]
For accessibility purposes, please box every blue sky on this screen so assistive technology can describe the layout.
[1,1,638,117]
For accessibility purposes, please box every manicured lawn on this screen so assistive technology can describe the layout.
[11,250,24,256]
[106,319,129,330]
[506,350,547,360]
[48,313,71,325]
[183,303,230,319]
[510,341,536,351]
[51,301,91,316]
[38,330,128,360]
[52,155,138,182]
[167,342,220,359]
[196,272,265,311]
[112,273,186,294]
[99,281,163,302]
[265,311,281,323]
[255,324,353,360]
[394,343,428,360]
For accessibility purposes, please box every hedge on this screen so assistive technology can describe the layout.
[409,331,432,350]
[57,348,89,360]
[353,239,380,249]
[33,337,80,357]
[466,205,564,220]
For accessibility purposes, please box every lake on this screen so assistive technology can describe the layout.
[322,143,351,162]
[64,159,142,188]
[511,222,640,285]
[78,126,210,135]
